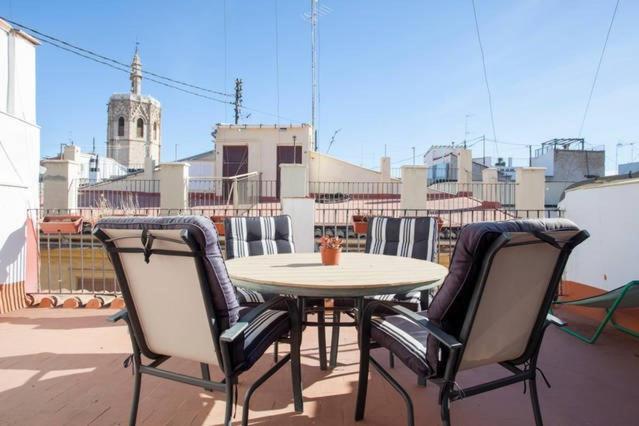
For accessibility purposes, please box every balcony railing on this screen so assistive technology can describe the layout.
[29,205,562,299]
[77,178,160,209]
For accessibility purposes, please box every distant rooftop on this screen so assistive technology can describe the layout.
[216,123,310,129]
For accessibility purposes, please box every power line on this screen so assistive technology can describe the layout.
[35,37,235,105]
[4,16,306,121]
[578,0,620,137]
[470,0,498,154]
[1,17,234,98]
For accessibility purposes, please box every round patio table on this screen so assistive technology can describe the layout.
[225,252,448,298]
[226,252,448,370]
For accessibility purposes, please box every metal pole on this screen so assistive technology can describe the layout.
[529,145,532,167]
[234,78,242,124]
[482,135,486,166]
[293,135,297,164]
[412,147,416,165]
[311,0,318,150]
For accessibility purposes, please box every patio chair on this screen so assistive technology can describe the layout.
[330,216,439,372]
[552,280,639,344]
[355,219,588,426]
[94,216,303,426]
[224,215,329,369]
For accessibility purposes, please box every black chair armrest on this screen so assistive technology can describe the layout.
[362,300,462,350]
[220,296,296,343]
[238,296,289,324]
[546,313,566,327]
[107,309,129,323]
[220,322,248,343]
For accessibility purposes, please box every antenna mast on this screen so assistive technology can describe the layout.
[310,0,318,151]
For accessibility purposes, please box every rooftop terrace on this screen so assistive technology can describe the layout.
[1,306,638,425]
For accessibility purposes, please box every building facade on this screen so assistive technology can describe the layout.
[0,19,40,313]
[106,48,161,170]
[57,144,128,184]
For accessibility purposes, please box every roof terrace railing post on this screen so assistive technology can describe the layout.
[41,160,81,211]
[158,162,190,214]
[515,167,546,217]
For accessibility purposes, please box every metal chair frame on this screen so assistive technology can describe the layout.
[355,229,589,426]
[95,226,303,426]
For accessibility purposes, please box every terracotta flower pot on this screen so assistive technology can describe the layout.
[320,246,342,266]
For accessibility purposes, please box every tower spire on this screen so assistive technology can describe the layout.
[130,42,142,95]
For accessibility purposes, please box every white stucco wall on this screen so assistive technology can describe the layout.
[0,21,40,292]
[560,179,639,291]
[307,152,398,195]
[188,159,214,178]
[214,124,312,181]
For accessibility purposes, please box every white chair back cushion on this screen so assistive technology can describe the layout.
[107,228,220,365]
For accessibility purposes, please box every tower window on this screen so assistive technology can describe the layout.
[153,122,158,140]
[136,118,144,138]
[117,117,125,137]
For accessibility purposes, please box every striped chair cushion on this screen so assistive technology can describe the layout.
[370,312,434,377]
[224,215,295,306]
[366,216,438,261]
[232,306,290,371]
[225,215,295,260]
[366,217,439,311]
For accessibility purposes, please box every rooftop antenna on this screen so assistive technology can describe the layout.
[326,128,341,153]
[304,1,332,152]
[464,113,473,148]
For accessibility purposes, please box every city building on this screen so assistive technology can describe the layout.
[0,19,40,313]
[618,161,639,175]
[44,143,128,184]
[531,138,605,205]
[106,47,161,170]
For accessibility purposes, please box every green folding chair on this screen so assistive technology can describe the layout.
[553,280,639,344]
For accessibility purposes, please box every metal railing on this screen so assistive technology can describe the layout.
[188,173,278,210]
[313,207,564,265]
[309,181,400,209]
[30,205,562,296]
[77,178,160,209]
[429,181,516,208]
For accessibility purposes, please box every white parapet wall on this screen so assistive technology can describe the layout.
[515,167,545,212]
[280,164,308,198]
[400,165,428,211]
[561,177,639,292]
[380,156,391,182]
[281,198,315,253]
[158,162,190,211]
[457,149,473,184]
[280,163,314,252]
[41,160,81,211]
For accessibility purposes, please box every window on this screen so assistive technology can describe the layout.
[117,117,125,137]
[153,122,158,140]
[136,118,144,138]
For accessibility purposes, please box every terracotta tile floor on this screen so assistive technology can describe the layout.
[1,307,638,425]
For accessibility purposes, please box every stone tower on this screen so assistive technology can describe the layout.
[106,46,161,169]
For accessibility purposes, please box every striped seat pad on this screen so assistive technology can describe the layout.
[366,216,439,310]
[232,306,290,371]
[236,288,266,305]
[224,215,295,259]
[370,312,433,377]
[372,291,422,309]
[225,215,295,306]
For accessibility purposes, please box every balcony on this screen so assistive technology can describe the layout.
[1,306,637,425]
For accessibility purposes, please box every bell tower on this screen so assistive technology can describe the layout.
[106,46,161,170]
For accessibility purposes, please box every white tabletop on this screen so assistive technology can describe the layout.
[226,252,448,297]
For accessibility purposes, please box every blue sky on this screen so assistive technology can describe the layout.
[3,0,638,172]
